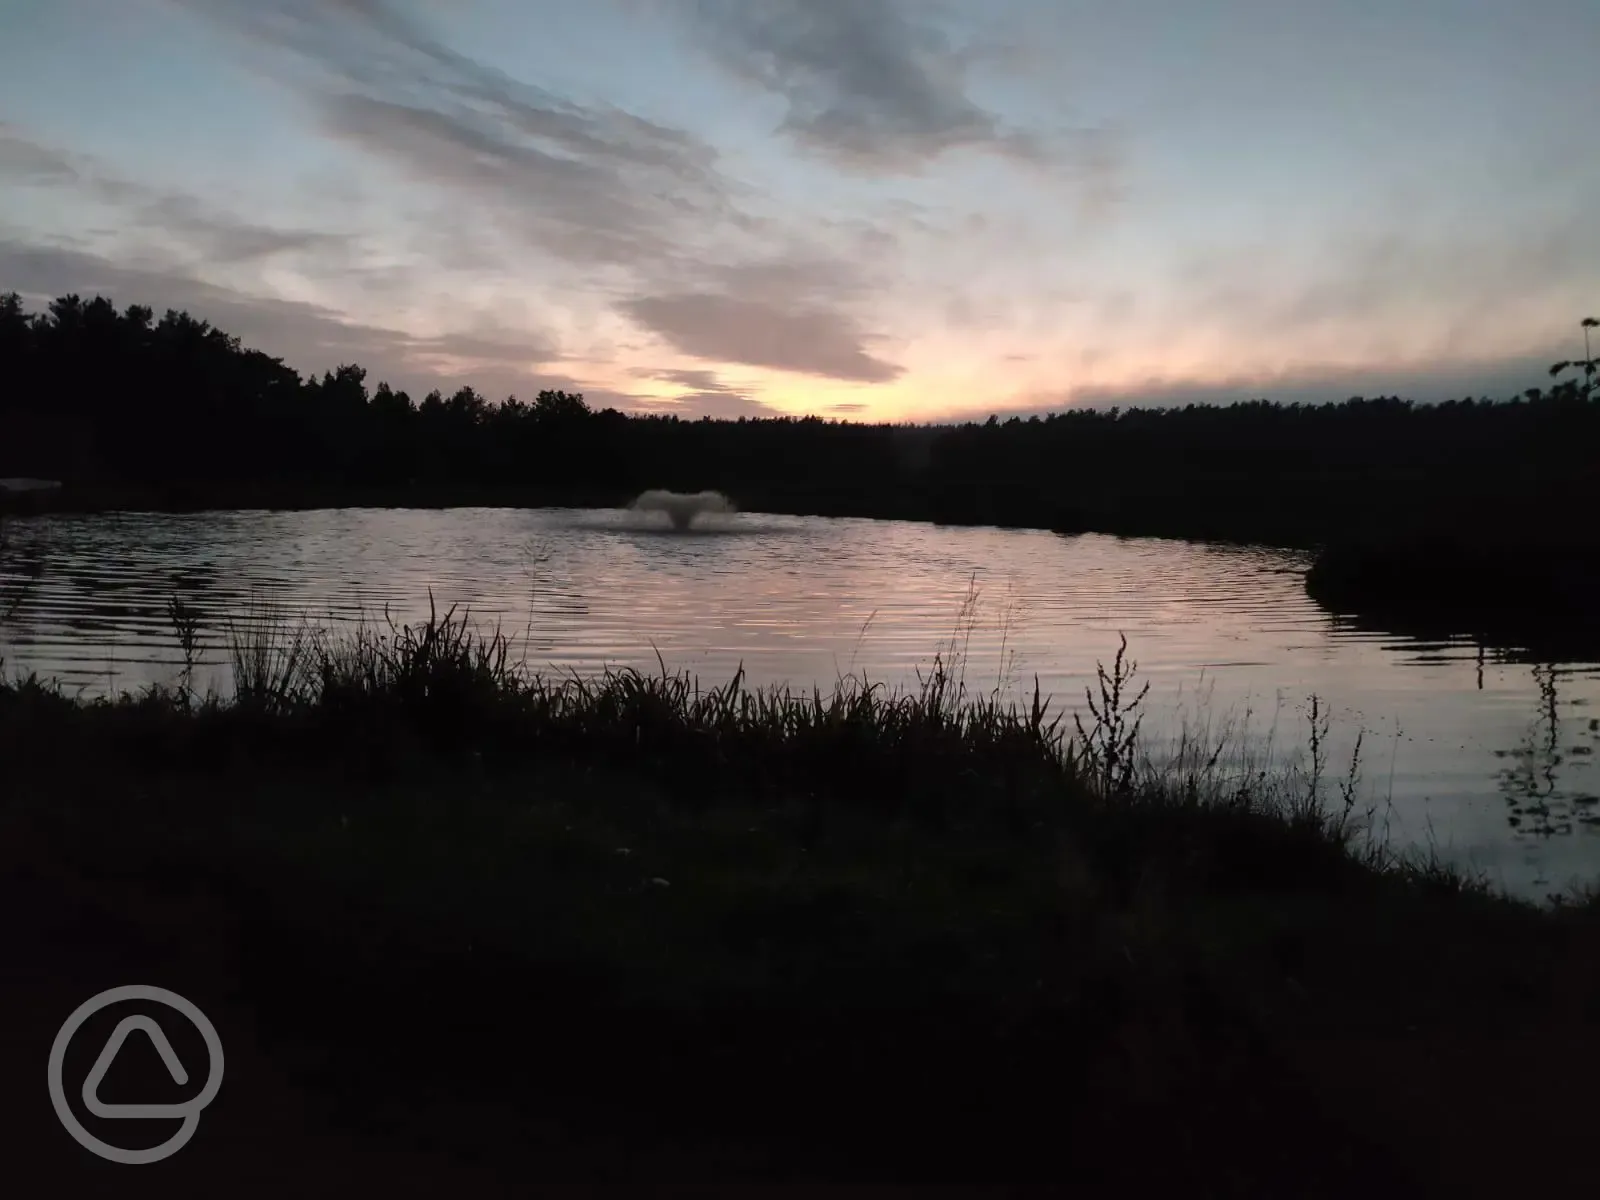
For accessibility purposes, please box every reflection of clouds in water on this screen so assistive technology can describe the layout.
[2,509,1599,896]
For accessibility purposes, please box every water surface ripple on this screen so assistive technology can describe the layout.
[2,507,1596,898]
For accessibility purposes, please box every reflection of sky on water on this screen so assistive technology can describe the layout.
[1,506,1597,898]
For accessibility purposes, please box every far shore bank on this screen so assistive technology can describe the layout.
[1304,536,1599,662]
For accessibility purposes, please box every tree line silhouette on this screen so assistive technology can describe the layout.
[2,291,1596,552]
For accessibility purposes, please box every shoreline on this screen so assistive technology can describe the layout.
[1305,536,1600,662]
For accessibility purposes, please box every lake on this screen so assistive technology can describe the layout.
[2,506,1597,899]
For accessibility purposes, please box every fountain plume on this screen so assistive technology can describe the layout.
[630,489,736,531]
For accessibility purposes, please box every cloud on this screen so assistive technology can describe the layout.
[667,0,1016,169]
[0,239,567,395]
[626,366,780,419]
[926,351,1577,425]
[136,195,349,264]
[706,250,882,307]
[1149,206,1600,386]
[1079,354,1576,409]
[643,368,723,390]
[150,2,915,393]
[148,207,346,267]
[0,123,81,185]
[171,0,736,272]
[646,390,779,419]
[0,123,352,267]
[1,124,577,393]
[622,292,902,383]
[660,0,1119,191]
[409,328,559,368]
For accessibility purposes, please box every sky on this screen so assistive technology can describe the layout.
[1,0,1596,423]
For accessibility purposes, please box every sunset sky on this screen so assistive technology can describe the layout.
[2,0,1596,422]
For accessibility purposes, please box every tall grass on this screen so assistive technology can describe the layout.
[144,584,1397,851]
[1,574,1431,880]
[226,593,325,714]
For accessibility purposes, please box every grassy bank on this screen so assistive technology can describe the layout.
[4,602,1600,1192]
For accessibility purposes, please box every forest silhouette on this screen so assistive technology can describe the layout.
[2,290,1596,644]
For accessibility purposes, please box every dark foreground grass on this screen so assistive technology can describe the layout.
[4,604,1600,1195]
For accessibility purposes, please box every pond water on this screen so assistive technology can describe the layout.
[2,506,1597,899]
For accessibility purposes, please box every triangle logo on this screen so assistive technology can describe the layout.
[81,1015,193,1120]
